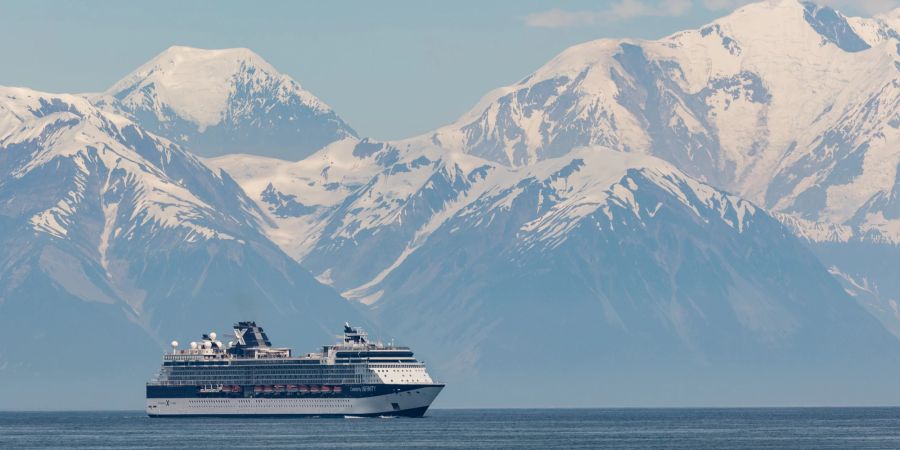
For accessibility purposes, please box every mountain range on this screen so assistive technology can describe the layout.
[2,0,900,408]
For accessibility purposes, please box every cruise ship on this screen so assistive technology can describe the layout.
[146,321,444,417]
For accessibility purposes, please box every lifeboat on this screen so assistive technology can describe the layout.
[321,385,332,393]
[274,384,285,392]
[287,385,297,392]
[310,385,320,393]
[264,385,274,393]
[333,385,343,393]
[231,385,241,393]
[298,385,309,393]
[254,385,263,393]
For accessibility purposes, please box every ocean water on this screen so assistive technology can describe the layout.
[2,408,900,449]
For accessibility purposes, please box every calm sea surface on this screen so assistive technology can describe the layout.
[2,408,900,449]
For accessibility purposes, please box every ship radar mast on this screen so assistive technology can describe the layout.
[343,323,368,345]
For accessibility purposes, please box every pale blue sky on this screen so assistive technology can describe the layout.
[0,0,890,140]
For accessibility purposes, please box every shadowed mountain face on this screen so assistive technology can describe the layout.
[93,46,357,161]
[0,88,366,409]
[420,0,899,240]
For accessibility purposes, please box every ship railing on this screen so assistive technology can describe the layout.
[148,380,195,386]
[165,353,234,361]
[331,344,412,350]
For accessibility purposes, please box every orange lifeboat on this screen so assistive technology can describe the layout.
[310,385,320,393]
[333,385,343,393]
[298,385,309,393]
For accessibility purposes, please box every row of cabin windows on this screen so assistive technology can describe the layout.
[368,365,425,369]
[165,378,358,383]
[166,372,355,378]
[166,371,356,377]
[187,399,351,406]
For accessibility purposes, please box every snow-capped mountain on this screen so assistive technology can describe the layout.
[322,145,763,299]
[93,46,356,160]
[0,87,366,409]
[391,0,900,348]
[417,0,900,244]
[207,137,401,262]
[209,138,501,292]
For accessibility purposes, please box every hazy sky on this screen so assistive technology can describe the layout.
[1,0,894,140]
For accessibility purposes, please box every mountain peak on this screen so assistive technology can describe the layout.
[143,46,283,79]
[159,45,259,57]
[98,46,357,160]
[706,0,870,52]
[106,45,315,130]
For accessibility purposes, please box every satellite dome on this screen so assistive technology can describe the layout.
[190,341,198,349]
[209,332,217,341]
[170,340,179,348]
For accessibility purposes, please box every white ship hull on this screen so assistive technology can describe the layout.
[146,385,443,417]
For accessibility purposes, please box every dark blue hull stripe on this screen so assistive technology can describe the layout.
[147,405,431,418]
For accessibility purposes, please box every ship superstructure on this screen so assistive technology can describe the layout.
[146,322,443,417]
